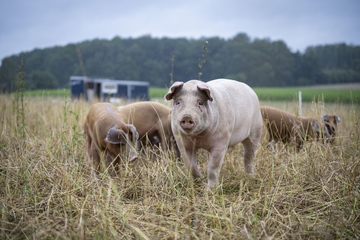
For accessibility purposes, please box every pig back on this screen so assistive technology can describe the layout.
[207,79,262,145]
[117,101,172,141]
[86,102,125,138]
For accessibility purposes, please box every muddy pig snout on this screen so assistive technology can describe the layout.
[180,116,195,130]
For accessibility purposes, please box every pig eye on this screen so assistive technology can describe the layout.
[175,100,181,105]
[198,101,203,106]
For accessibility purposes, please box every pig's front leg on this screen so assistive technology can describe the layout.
[182,148,202,179]
[207,147,227,188]
[89,142,101,173]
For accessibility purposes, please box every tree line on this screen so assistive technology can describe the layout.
[0,33,359,91]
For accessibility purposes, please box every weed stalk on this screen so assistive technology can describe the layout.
[61,90,70,153]
[198,41,208,81]
[170,52,174,85]
[15,55,26,138]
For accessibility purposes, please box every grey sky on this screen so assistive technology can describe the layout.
[1,0,359,61]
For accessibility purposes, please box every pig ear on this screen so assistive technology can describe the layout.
[335,115,341,122]
[321,114,329,122]
[165,82,184,100]
[106,127,127,144]
[197,82,213,102]
[128,124,139,143]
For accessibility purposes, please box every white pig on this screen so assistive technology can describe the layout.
[165,79,263,188]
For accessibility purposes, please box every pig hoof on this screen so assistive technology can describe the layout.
[245,167,254,174]
[194,178,207,186]
[206,183,220,193]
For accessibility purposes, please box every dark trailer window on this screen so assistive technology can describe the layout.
[70,80,85,98]
[117,85,128,98]
[131,85,149,100]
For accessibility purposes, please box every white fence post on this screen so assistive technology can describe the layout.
[298,91,302,117]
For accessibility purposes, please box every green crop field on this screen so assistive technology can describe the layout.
[23,88,71,97]
[150,87,359,103]
[254,87,359,103]
[16,87,359,104]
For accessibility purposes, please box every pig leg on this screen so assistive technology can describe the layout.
[182,148,202,179]
[175,134,202,178]
[158,131,167,153]
[89,142,100,173]
[242,137,258,174]
[85,132,92,162]
[243,122,262,173]
[295,136,303,152]
[84,124,90,151]
[105,152,119,177]
[207,147,227,188]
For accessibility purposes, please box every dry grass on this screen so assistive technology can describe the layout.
[0,95,359,239]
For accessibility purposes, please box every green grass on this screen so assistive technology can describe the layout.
[150,87,360,103]
[149,87,168,99]
[16,87,360,104]
[23,88,70,97]
[254,87,359,103]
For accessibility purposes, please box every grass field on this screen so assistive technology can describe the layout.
[0,94,359,239]
[22,89,71,97]
[19,86,360,104]
[150,87,360,103]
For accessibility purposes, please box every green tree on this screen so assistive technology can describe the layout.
[0,34,359,91]
[0,57,17,92]
[30,70,58,90]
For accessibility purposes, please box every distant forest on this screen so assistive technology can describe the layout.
[0,33,359,91]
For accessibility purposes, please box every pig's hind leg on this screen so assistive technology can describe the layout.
[242,130,261,174]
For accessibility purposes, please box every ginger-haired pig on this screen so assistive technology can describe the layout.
[116,101,180,156]
[321,114,340,143]
[260,106,334,151]
[84,102,139,175]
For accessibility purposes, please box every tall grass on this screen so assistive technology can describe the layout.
[0,94,359,239]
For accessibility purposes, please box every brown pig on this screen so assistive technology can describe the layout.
[84,102,139,175]
[321,114,340,142]
[260,106,334,151]
[165,79,263,188]
[116,101,180,156]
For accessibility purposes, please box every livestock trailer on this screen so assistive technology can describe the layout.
[70,76,149,102]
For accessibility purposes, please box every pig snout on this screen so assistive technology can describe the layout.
[127,145,138,162]
[128,150,138,162]
[180,116,195,130]
[129,154,138,162]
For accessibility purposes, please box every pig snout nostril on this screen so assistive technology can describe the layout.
[180,117,195,130]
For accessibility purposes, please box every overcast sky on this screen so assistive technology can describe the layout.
[1,0,359,61]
